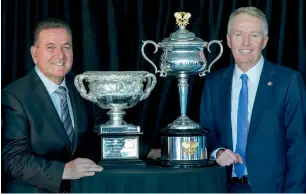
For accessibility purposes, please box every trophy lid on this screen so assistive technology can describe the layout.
[160,12,205,46]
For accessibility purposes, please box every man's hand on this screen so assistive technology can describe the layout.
[216,149,243,166]
[62,158,103,180]
[147,149,161,160]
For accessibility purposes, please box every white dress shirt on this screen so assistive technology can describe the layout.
[211,56,264,177]
[35,66,75,128]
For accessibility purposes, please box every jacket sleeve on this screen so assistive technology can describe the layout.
[283,72,306,192]
[84,102,102,164]
[1,91,66,193]
[199,76,223,155]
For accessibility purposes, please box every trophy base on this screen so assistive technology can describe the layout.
[152,158,215,168]
[94,125,143,162]
[160,124,208,136]
[160,125,209,164]
[100,159,146,169]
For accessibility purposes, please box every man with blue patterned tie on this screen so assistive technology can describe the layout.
[200,7,306,192]
[2,18,103,193]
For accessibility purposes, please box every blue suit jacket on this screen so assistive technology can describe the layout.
[200,60,306,192]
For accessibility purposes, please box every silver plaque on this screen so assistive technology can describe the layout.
[102,137,139,159]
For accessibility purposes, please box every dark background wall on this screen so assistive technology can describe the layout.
[2,0,306,148]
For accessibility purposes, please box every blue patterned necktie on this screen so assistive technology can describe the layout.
[235,74,248,179]
[54,86,74,150]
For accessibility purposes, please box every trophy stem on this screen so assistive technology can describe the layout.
[177,73,189,117]
[107,108,126,126]
[163,73,201,130]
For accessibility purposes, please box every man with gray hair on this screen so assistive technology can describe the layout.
[200,6,306,192]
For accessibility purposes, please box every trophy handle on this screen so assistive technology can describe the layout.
[141,40,166,76]
[74,74,97,103]
[199,40,223,77]
[140,73,157,101]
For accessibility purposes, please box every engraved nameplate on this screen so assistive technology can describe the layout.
[102,137,139,159]
[100,126,140,133]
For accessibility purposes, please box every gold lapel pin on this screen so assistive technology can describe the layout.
[268,81,272,86]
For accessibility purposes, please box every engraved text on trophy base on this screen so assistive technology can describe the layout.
[102,137,139,159]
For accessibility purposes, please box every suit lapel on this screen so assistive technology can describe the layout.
[221,65,235,149]
[30,71,72,150]
[248,60,276,140]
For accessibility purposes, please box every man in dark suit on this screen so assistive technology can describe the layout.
[2,18,103,193]
[200,7,306,192]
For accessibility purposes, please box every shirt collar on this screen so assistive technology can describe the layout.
[233,55,264,83]
[35,66,69,95]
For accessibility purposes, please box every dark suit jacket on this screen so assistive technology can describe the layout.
[1,69,101,193]
[200,60,306,192]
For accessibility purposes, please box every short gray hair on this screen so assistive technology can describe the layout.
[33,18,72,46]
[227,7,268,36]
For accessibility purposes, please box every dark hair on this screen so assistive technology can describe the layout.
[33,18,72,46]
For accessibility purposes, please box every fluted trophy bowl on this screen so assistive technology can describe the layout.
[74,71,157,132]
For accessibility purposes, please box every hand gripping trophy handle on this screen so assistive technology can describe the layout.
[74,74,97,103]
[199,40,223,77]
[141,40,167,77]
[140,73,157,101]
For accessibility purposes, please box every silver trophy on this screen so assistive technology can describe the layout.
[74,71,156,167]
[141,12,223,167]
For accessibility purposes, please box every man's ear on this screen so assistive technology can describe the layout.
[30,46,38,64]
[262,36,269,50]
[226,34,232,49]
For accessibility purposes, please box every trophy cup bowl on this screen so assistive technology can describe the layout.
[141,12,223,167]
[74,71,156,168]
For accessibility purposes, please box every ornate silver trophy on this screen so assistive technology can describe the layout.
[141,12,223,167]
[74,71,156,168]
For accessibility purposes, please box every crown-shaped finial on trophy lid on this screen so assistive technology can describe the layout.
[174,12,191,29]
[169,11,195,41]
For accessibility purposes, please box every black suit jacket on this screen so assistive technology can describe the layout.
[1,69,101,193]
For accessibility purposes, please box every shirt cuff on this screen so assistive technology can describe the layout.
[210,148,225,160]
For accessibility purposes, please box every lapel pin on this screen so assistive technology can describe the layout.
[268,81,272,86]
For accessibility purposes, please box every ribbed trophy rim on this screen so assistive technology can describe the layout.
[82,71,149,75]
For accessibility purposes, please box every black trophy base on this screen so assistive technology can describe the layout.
[151,158,215,168]
[100,159,146,169]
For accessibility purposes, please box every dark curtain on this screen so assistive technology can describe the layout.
[2,0,306,149]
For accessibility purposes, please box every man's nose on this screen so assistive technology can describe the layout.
[242,36,251,46]
[55,47,64,59]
